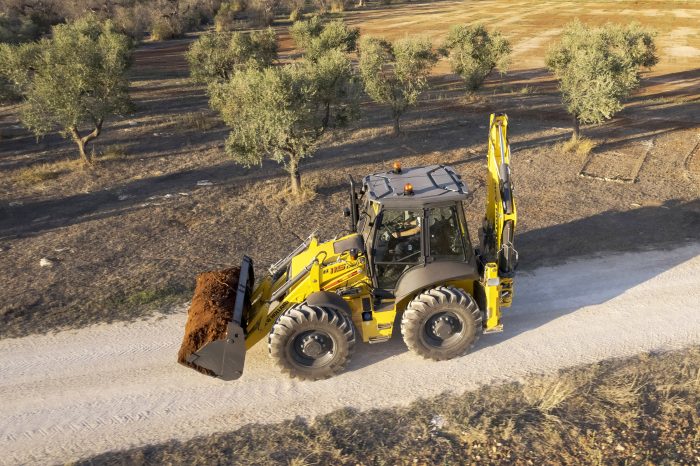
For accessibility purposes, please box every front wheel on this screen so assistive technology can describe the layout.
[401,286,481,360]
[268,304,356,380]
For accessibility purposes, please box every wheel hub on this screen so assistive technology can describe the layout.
[432,316,456,339]
[300,334,326,358]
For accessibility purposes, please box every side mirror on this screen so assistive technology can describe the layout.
[343,207,351,217]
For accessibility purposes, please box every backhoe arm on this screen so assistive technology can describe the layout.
[484,113,517,274]
[480,113,518,330]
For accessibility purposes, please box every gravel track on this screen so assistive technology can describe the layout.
[1,244,699,465]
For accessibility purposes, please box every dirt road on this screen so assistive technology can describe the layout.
[1,245,699,465]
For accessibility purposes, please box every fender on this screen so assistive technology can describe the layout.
[305,291,352,317]
[394,261,479,303]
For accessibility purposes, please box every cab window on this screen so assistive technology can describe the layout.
[428,206,465,260]
[372,209,422,288]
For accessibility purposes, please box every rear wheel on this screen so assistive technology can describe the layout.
[268,304,356,380]
[401,286,481,360]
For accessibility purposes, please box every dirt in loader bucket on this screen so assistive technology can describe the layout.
[177,267,240,376]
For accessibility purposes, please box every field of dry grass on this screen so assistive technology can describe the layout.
[0,0,698,339]
[76,346,700,465]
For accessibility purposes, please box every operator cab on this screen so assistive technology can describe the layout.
[353,164,477,296]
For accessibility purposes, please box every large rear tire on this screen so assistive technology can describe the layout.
[268,304,356,381]
[401,286,481,361]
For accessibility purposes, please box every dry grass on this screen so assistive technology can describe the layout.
[559,136,598,156]
[77,346,700,465]
[97,144,130,162]
[13,158,82,185]
[523,375,580,414]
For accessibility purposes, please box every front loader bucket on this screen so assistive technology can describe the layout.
[185,321,246,381]
[177,256,254,381]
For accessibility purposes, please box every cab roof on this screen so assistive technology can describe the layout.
[362,165,469,207]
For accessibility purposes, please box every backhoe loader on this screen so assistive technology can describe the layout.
[179,113,518,381]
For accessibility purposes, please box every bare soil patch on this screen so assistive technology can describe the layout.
[580,140,653,183]
[0,0,699,339]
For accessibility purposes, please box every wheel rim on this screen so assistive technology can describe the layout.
[289,330,336,368]
[421,311,465,349]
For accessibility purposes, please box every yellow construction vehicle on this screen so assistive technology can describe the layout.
[183,113,517,381]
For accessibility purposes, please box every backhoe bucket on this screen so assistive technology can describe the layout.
[177,256,254,381]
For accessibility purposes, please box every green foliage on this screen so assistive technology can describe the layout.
[210,53,358,193]
[214,0,247,32]
[0,15,133,163]
[0,10,43,101]
[151,18,179,41]
[288,8,302,23]
[290,16,359,62]
[329,0,349,12]
[440,23,511,92]
[0,41,38,102]
[358,36,438,134]
[186,28,277,85]
[247,0,278,27]
[112,3,152,40]
[546,20,658,135]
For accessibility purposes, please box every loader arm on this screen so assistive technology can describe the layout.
[480,113,518,331]
[184,234,368,381]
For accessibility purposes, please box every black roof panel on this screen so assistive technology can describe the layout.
[363,165,469,207]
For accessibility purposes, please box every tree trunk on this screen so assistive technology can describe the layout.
[571,114,580,141]
[69,119,103,165]
[289,158,301,196]
[322,101,331,128]
[393,115,401,136]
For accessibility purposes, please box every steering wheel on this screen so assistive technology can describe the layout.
[380,224,398,242]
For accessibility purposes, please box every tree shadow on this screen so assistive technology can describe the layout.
[2,66,698,236]
[344,199,700,373]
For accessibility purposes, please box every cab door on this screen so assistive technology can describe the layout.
[370,208,425,290]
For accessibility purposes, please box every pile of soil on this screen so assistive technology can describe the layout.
[177,267,240,375]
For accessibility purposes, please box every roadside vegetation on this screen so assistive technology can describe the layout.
[77,346,700,465]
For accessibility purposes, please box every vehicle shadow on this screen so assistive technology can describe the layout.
[344,199,700,373]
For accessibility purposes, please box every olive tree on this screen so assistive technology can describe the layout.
[440,23,511,92]
[186,28,277,85]
[210,50,359,195]
[290,16,359,62]
[546,20,658,140]
[359,36,438,135]
[0,41,37,102]
[0,16,132,164]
